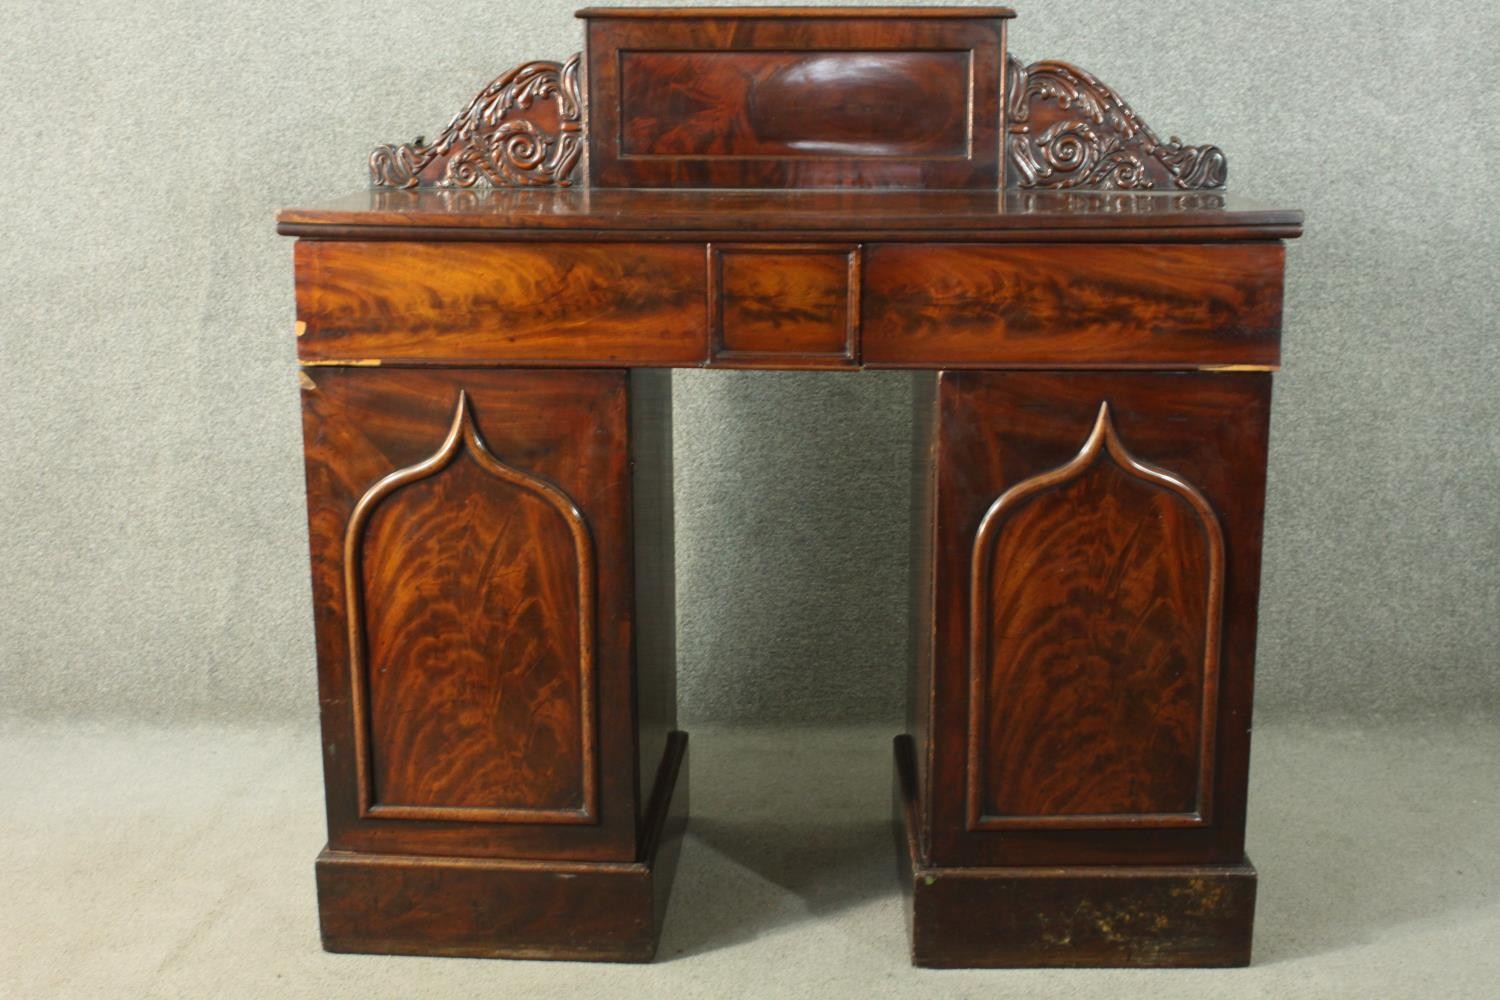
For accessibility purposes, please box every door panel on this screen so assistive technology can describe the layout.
[301,368,636,861]
[923,371,1269,866]
[969,399,1222,831]
[351,390,597,824]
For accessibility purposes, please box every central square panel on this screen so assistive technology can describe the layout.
[709,243,860,367]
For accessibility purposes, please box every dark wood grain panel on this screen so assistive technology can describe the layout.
[584,11,1005,188]
[318,852,653,961]
[294,241,707,365]
[301,368,639,861]
[905,372,940,845]
[969,403,1221,830]
[629,370,679,822]
[864,243,1285,368]
[709,243,858,367]
[349,392,596,823]
[619,51,969,158]
[917,371,1271,867]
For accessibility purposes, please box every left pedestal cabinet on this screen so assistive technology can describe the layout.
[300,366,684,960]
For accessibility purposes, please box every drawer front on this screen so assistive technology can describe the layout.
[295,241,708,365]
[862,243,1284,368]
[709,243,859,368]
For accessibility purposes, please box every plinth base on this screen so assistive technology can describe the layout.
[316,731,688,963]
[893,735,1255,968]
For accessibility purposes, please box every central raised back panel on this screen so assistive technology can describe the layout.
[581,7,1013,188]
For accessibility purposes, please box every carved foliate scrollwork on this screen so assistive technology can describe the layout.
[370,54,584,189]
[1006,56,1227,190]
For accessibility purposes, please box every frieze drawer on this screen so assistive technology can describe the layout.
[295,241,708,366]
[708,243,860,368]
[861,243,1285,369]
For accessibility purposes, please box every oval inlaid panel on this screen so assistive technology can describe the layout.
[968,403,1221,829]
[618,50,969,158]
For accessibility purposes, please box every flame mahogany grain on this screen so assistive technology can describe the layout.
[863,242,1284,368]
[968,402,1222,831]
[709,243,859,367]
[293,237,1285,370]
[617,50,971,158]
[294,241,708,366]
[351,392,598,824]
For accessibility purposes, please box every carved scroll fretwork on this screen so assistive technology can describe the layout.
[1006,56,1227,190]
[370,54,583,189]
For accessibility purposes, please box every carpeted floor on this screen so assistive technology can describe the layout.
[3,720,1496,999]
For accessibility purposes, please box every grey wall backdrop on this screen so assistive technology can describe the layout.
[2,0,1495,725]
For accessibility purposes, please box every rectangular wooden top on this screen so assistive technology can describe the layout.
[575,7,1016,18]
[277,189,1302,242]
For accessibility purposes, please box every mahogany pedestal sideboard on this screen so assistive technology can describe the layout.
[278,5,1302,969]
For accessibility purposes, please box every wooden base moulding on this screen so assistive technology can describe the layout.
[894,736,1255,968]
[317,732,688,962]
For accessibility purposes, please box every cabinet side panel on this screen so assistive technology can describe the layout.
[906,371,940,857]
[630,369,679,829]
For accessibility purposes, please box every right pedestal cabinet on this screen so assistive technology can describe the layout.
[900,369,1272,966]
